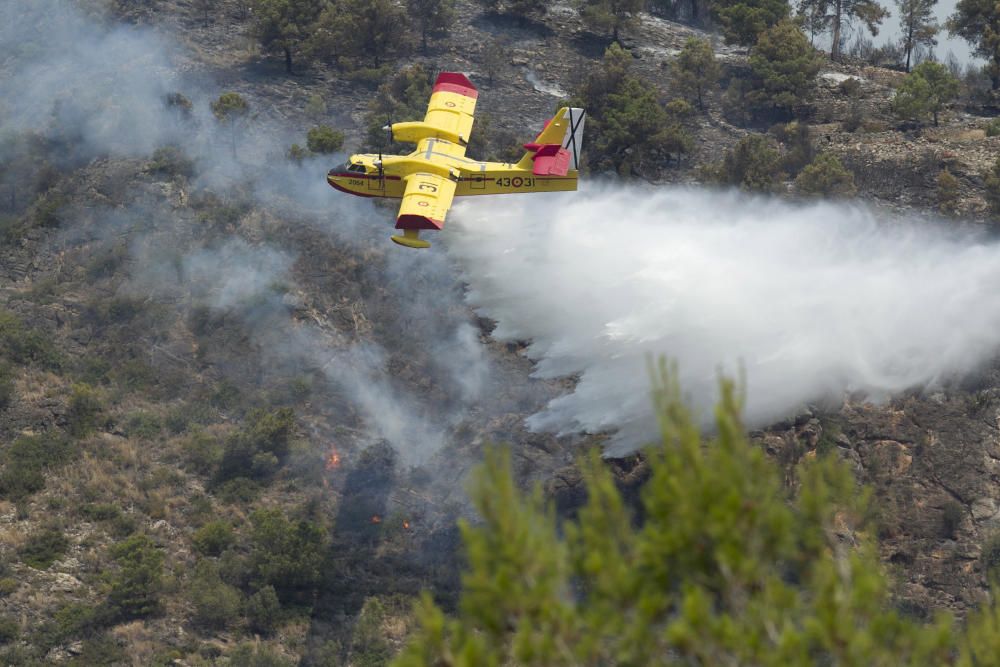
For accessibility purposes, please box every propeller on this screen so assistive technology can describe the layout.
[376,114,392,182]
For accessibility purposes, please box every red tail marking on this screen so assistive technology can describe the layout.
[531,144,571,176]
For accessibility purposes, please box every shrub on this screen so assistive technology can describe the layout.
[0,616,18,644]
[287,143,307,164]
[941,500,964,539]
[984,156,1000,217]
[715,134,783,192]
[982,533,1000,575]
[0,362,14,410]
[0,579,18,597]
[0,309,61,369]
[107,533,164,620]
[306,125,344,154]
[19,527,69,569]
[190,560,242,630]
[80,503,122,522]
[227,643,296,667]
[771,121,815,175]
[125,411,162,440]
[747,21,821,118]
[794,153,857,197]
[33,193,65,228]
[193,521,235,557]
[986,118,1000,137]
[67,383,104,437]
[215,408,296,483]
[0,433,74,502]
[181,430,223,476]
[248,508,326,602]
[147,145,195,178]
[246,585,282,635]
[937,169,961,214]
[892,61,961,127]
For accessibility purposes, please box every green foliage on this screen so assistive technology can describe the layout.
[251,0,325,73]
[0,616,17,644]
[190,560,242,630]
[80,503,122,522]
[940,500,964,539]
[107,533,164,620]
[892,61,961,126]
[948,0,1000,90]
[0,362,14,410]
[352,596,412,666]
[147,145,195,178]
[306,125,345,154]
[937,168,961,214]
[248,507,327,602]
[406,0,456,53]
[125,411,162,440]
[33,192,65,228]
[216,407,296,482]
[363,65,434,152]
[193,520,236,557]
[394,367,958,666]
[986,118,1000,136]
[246,585,282,635]
[577,0,644,42]
[897,0,939,71]
[211,92,250,158]
[0,579,17,597]
[710,0,789,45]
[18,527,69,569]
[982,533,1000,576]
[67,383,104,437]
[713,133,783,191]
[672,37,720,110]
[770,120,815,174]
[287,143,307,164]
[305,93,327,121]
[984,156,1000,217]
[0,309,61,369]
[569,44,691,177]
[308,0,406,69]
[794,152,857,197]
[182,430,224,476]
[0,432,74,502]
[747,21,822,117]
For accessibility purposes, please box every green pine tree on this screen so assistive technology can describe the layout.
[672,37,721,109]
[746,20,822,116]
[710,0,790,45]
[251,0,325,73]
[406,0,456,54]
[794,152,857,197]
[393,365,959,666]
[892,61,961,126]
[948,0,1000,89]
[897,0,939,72]
[577,0,645,42]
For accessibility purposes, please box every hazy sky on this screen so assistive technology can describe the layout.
[879,0,979,65]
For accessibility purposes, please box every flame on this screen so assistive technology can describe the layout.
[371,515,382,524]
[325,448,341,470]
[403,520,411,530]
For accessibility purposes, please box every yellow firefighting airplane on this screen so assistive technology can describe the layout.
[327,72,585,248]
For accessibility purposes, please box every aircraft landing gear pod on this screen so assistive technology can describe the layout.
[390,229,431,249]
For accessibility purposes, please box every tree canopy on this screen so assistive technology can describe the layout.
[672,37,721,109]
[892,61,961,126]
[710,0,790,45]
[948,0,1000,89]
[569,43,691,176]
[251,0,325,73]
[393,365,978,666]
[747,20,822,116]
[577,0,645,42]
[897,0,939,71]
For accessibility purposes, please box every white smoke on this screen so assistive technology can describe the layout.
[444,184,1000,454]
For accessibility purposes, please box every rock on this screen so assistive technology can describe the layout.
[971,497,998,521]
[49,572,82,593]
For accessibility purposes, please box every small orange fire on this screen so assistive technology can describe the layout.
[325,448,341,470]
[403,520,411,530]
[371,515,382,524]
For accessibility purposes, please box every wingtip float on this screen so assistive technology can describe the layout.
[327,71,586,249]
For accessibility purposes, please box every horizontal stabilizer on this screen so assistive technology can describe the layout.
[531,144,571,176]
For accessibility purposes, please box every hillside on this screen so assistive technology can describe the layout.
[2,0,1000,664]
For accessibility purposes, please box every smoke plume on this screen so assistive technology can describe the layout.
[445,185,1000,454]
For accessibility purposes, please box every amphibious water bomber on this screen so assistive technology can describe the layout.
[327,72,585,249]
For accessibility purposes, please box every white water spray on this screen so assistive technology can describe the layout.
[445,184,1000,454]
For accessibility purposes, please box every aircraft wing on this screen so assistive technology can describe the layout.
[422,72,477,155]
[395,172,457,233]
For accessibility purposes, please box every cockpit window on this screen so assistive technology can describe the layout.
[348,163,367,173]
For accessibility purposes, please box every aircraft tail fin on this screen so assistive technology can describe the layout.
[516,107,586,174]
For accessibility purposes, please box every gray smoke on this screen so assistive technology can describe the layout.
[0,0,488,464]
[445,185,1000,454]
